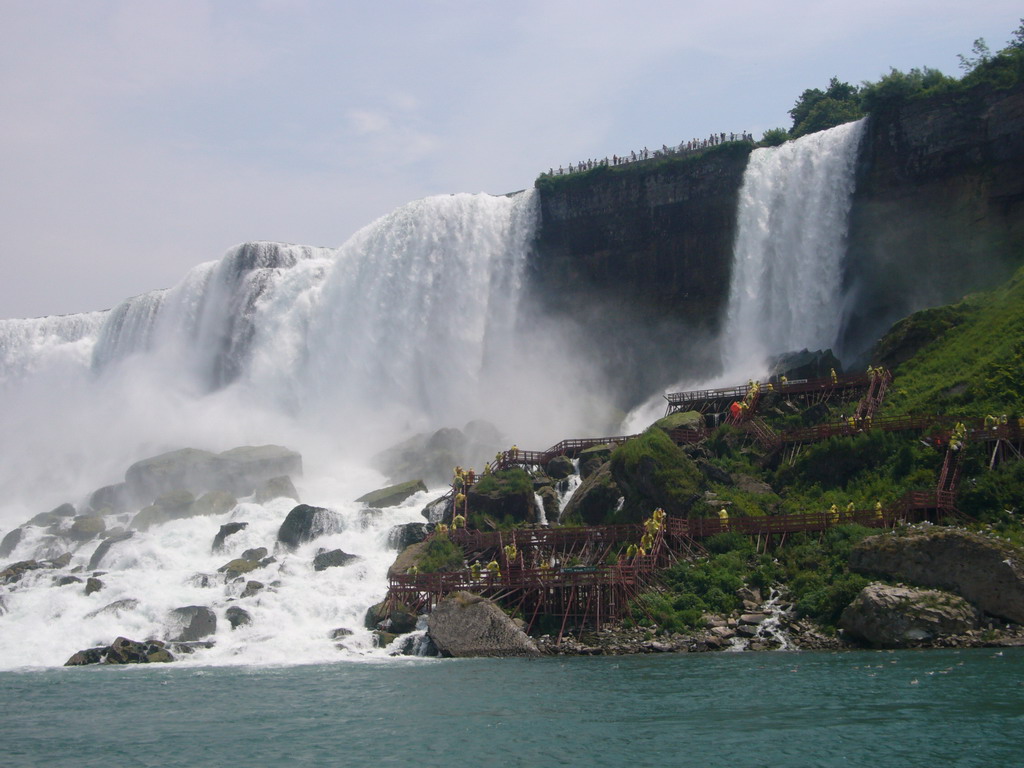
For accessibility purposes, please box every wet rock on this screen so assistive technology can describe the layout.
[188,490,238,519]
[86,532,133,573]
[65,637,174,666]
[240,580,265,598]
[225,606,252,629]
[85,598,139,619]
[241,547,268,562]
[57,575,83,586]
[89,483,131,515]
[0,527,24,558]
[48,552,72,569]
[85,577,104,595]
[212,522,248,553]
[167,605,217,642]
[28,503,75,528]
[68,515,106,543]
[64,647,106,666]
[1,559,43,585]
[253,475,300,504]
[768,348,843,381]
[387,522,429,550]
[839,582,980,647]
[545,455,576,480]
[218,558,260,578]
[131,490,196,531]
[313,549,359,571]
[329,628,353,640]
[427,591,541,657]
[419,495,450,524]
[276,504,342,549]
[537,485,561,524]
[561,461,622,525]
[355,479,428,509]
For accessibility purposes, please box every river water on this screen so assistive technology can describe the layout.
[2,648,1020,767]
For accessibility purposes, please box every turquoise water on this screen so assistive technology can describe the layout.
[1,648,1021,767]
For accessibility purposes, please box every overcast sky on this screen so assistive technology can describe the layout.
[1,1,1020,319]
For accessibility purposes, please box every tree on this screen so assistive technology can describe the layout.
[789,77,863,138]
[958,38,992,72]
[1005,19,1024,52]
[859,67,955,112]
[759,128,790,147]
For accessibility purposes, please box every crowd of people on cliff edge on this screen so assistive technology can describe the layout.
[543,131,755,177]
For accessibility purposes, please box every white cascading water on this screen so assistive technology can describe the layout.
[623,119,866,432]
[721,119,866,377]
[0,189,606,669]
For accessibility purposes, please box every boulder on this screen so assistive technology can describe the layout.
[125,448,221,503]
[653,410,705,433]
[420,495,450,524]
[57,575,83,586]
[212,522,248,553]
[561,462,622,525]
[545,455,576,480]
[253,476,300,504]
[217,446,303,496]
[328,628,354,640]
[65,637,173,666]
[87,531,134,570]
[355,480,428,509]
[225,606,252,629]
[426,592,541,657]
[241,580,265,599]
[189,491,238,518]
[839,583,980,647]
[313,549,359,571]
[372,422,505,486]
[0,559,43,585]
[84,598,140,619]
[84,577,104,595]
[167,606,217,642]
[277,504,342,549]
[849,528,1024,623]
[130,490,196,531]
[124,445,302,504]
[466,469,541,525]
[364,601,418,633]
[610,429,704,520]
[0,528,23,558]
[89,483,131,514]
[27,503,75,528]
[218,559,260,578]
[387,522,429,551]
[387,542,430,578]
[536,486,561,524]
[68,515,106,543]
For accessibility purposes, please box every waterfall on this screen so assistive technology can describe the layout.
[721,119,865,376]
[0,190,564,669]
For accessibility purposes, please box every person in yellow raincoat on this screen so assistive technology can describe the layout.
[717,507,729,531]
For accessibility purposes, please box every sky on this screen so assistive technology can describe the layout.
[1,1,1021,319]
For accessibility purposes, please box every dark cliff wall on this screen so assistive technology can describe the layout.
[528,143,751,406]
[528,82,1024,408]
[841,82,1024,360]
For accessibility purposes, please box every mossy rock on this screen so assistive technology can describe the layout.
[467,469,539,525]
[68,515,106,542]
[355,479,428,508]
[610,428,704,521]
[654,410,704,432]
[561,462,622,525]
[218,559,260,578]
[545,455,576,480]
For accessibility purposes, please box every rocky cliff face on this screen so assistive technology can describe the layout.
[530,145,751,406]
[841,81,1024,360]
[528,83,1024,402]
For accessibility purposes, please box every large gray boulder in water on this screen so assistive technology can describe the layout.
[87,530,135,570]
[427,592,541,657]
[124,445,302,504]
[167,605,217,642]
[277,504,342,550]
[839,583,980,647]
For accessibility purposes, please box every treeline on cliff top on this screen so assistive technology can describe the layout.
[536,18,1024,190]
